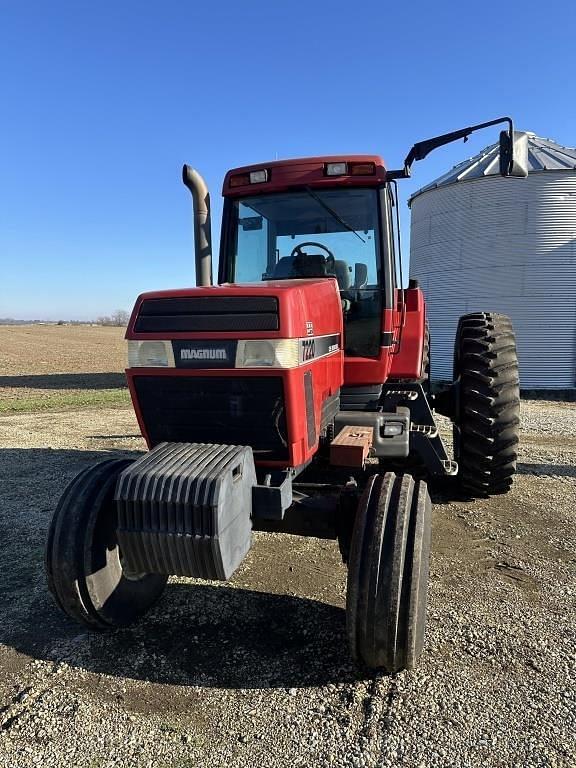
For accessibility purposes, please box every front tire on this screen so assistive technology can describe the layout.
[46,458,168,629]
[454,312,520,497]
[346,472,432,672]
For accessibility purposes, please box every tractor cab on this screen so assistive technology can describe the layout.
[218,157,396,360]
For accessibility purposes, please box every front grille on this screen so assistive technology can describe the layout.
[133,375,288,461]
[135,296,279,333]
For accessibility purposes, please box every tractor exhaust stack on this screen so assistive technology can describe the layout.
[182,164,213,286]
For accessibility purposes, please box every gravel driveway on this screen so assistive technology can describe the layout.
[0,401,574,767]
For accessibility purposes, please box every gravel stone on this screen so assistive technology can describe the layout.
[0,399,574,767]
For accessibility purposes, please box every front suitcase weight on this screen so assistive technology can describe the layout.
[115,442,257,580]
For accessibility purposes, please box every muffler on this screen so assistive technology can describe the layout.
[182,164,213,287]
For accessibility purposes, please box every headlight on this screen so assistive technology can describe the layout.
[127,340,174,367]
[235,339,299,368]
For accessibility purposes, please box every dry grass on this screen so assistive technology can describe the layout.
[0,324,130,413]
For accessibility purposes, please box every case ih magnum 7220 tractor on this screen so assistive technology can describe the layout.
[47,118,527,672]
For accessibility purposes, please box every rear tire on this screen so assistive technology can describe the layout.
[46,458,168,629]
[346,472,432,672]
[454,312,520,497]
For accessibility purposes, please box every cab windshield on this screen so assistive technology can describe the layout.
[224,188,382,357]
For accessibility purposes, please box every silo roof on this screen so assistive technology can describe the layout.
[409,133,576,202]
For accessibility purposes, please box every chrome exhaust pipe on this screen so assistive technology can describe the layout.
[182,165,213,286]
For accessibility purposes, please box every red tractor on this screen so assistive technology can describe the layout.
[46,118,526,672]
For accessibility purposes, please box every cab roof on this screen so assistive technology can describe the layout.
[222,155,387,196]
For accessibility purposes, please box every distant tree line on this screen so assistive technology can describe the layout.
[95,310,130,327]
[0,310,130,326]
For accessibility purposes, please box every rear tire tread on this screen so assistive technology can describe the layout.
[454,312,520,497]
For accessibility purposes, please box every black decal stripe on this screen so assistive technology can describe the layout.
[381,331,395,347]
[298,334,340,364]
[304,370,316,449]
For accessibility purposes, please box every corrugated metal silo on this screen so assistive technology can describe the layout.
[409,133,576,390]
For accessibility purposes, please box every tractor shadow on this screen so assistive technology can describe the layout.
[7,583,354,690]
[0,447,356,690]
[0,372,126,390]
[517,462,576,479]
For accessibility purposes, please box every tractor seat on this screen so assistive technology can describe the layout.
[272,256,297,279]
[333,259,351,290]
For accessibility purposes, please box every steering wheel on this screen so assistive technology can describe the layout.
[290,242,335,273]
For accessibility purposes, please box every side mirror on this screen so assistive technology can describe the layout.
[499,130,529,177]
[354,263,368,290]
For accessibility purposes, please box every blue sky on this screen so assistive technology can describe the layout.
[1,0,575,320]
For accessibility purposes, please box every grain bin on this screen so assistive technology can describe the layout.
[409,133,576,390]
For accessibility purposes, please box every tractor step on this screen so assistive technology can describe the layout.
[410,423,438,438]
[383,389,419,401]
[442,459,459,475]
